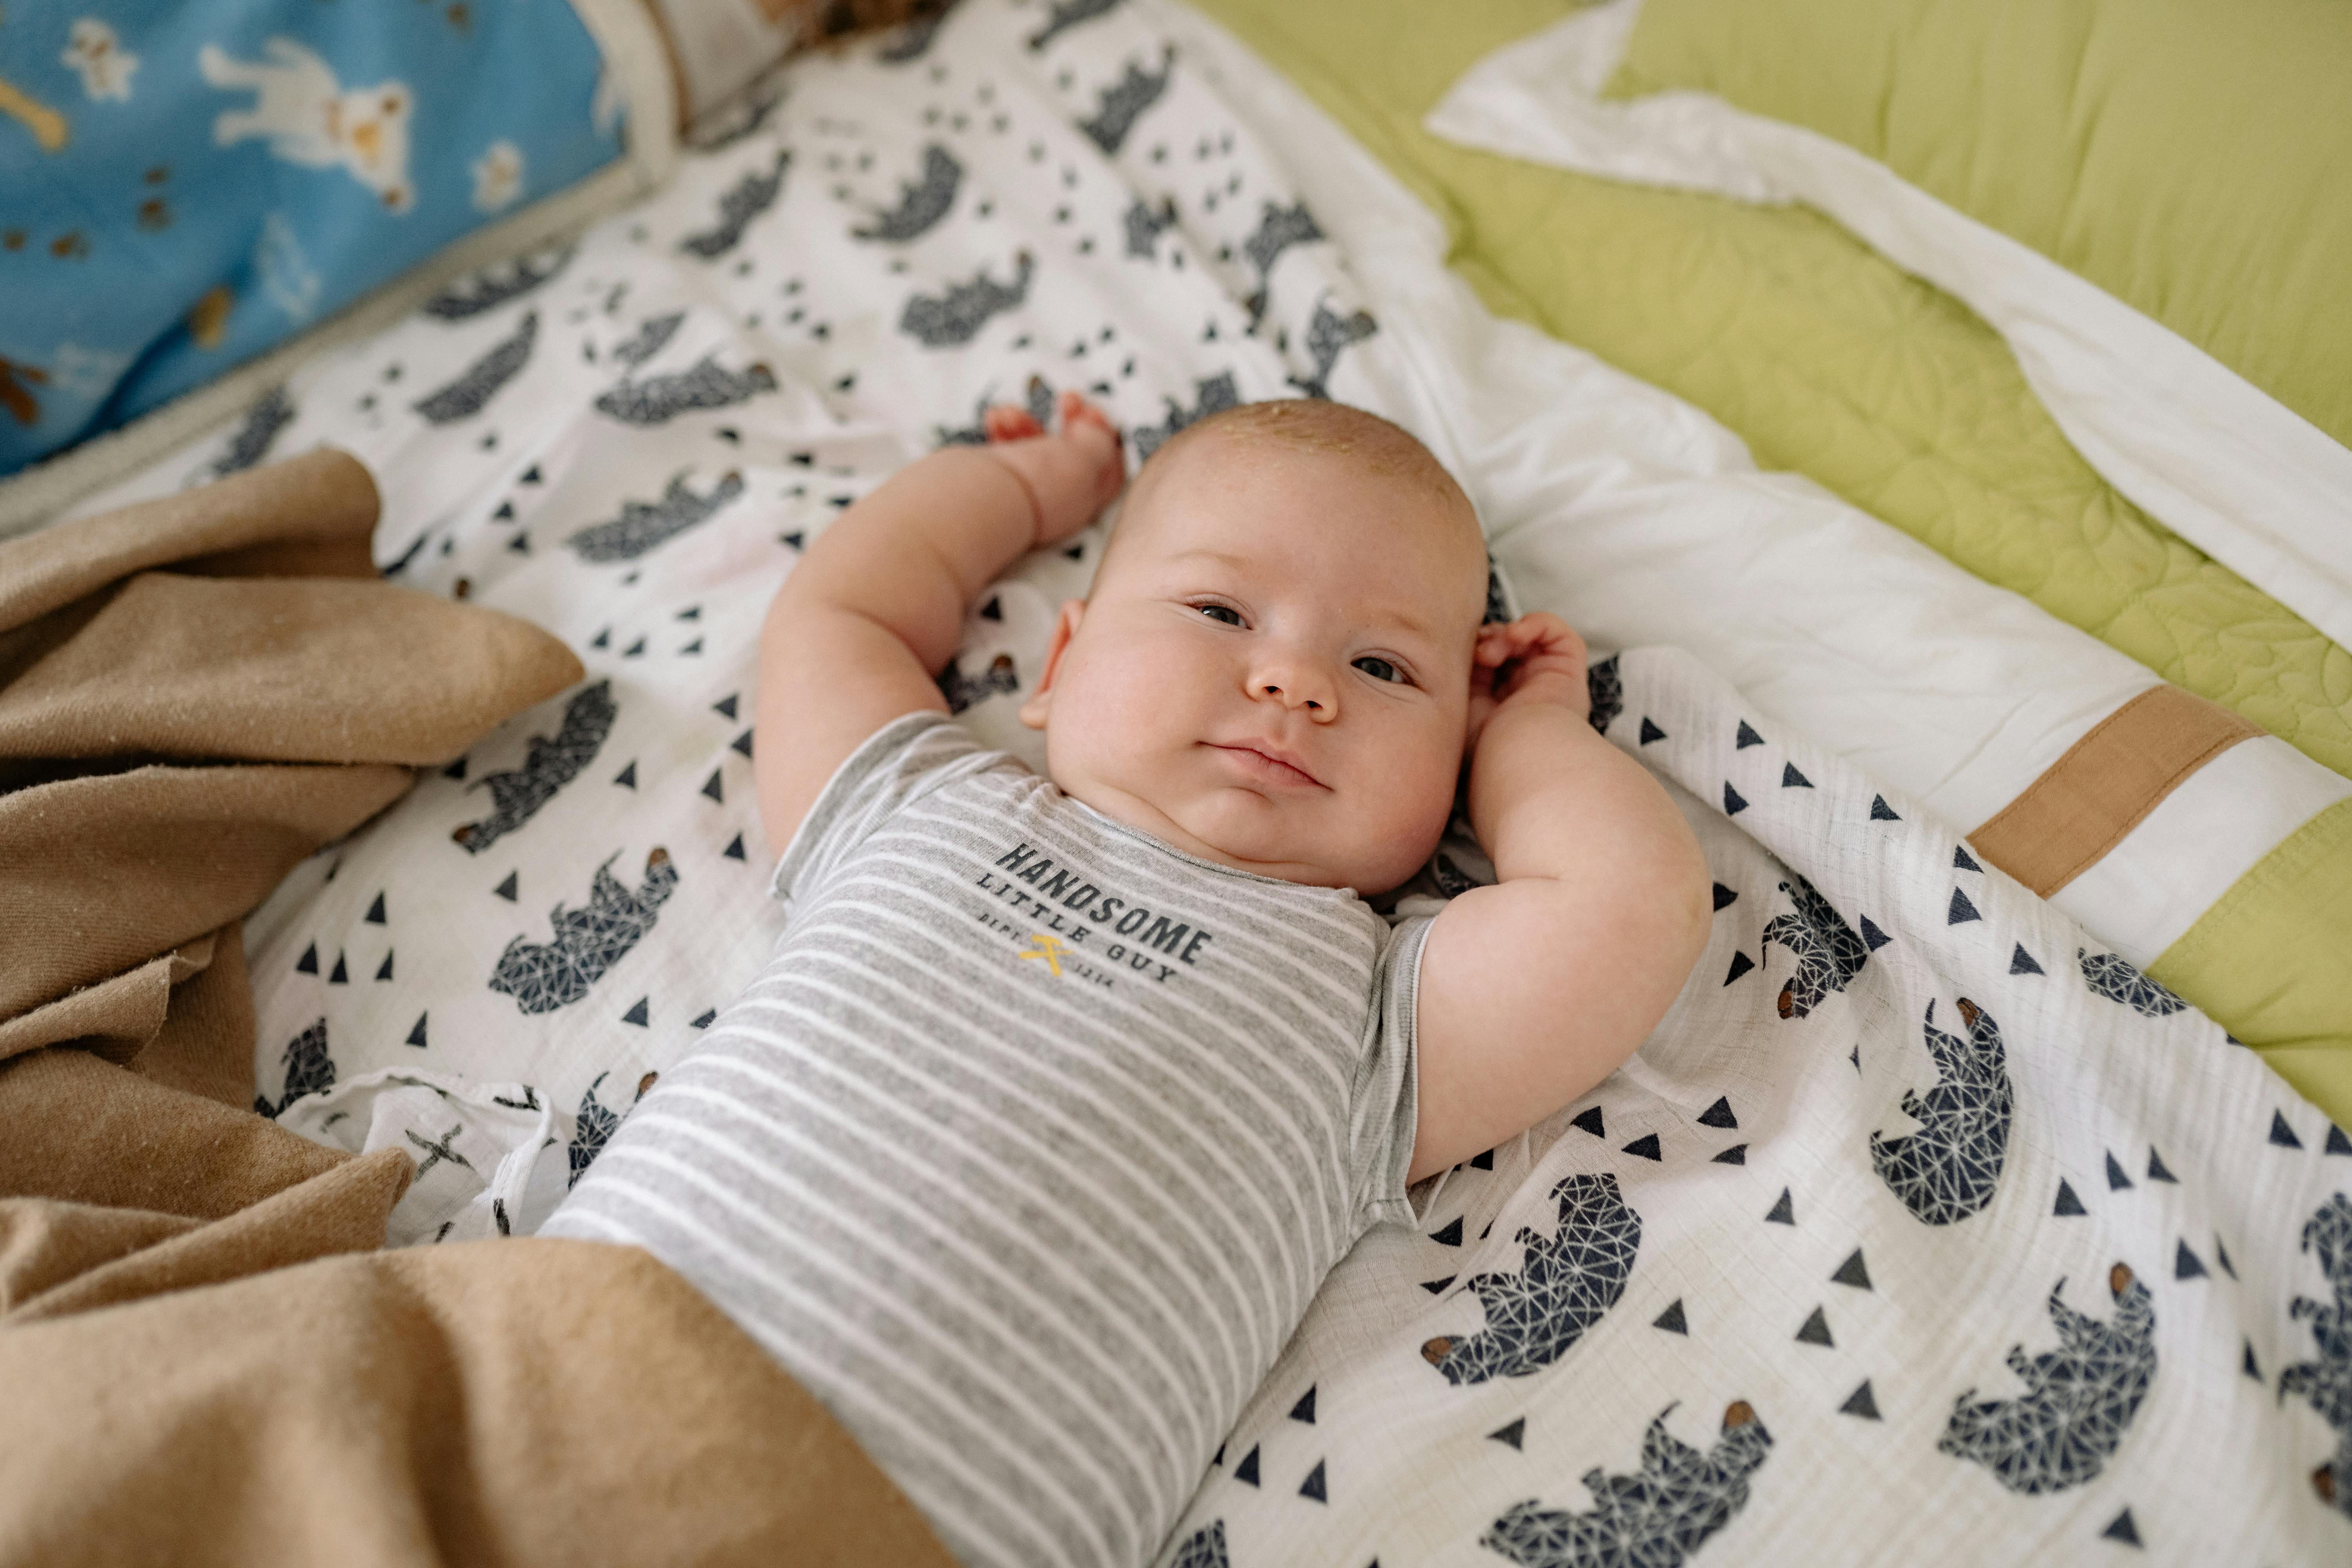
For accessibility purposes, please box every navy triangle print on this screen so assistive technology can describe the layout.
[1572,1105,1606,1139]
[2174,1240,2207,1280]
[1651,1301,1688,1335]
[1724,951,1756,985]
[1712,882,1737,911]
[1298,1461,1327,1503]
[2147,1147,2178,1183]
[1639,717,1666,745]
[1870,795,1900,822]
[1289,1387,1316,1424]
[2329,1124,2352,1156]
[2106,1152,2133,1191]
[1839,1381,1881,1420]
[2101,1510,2141,1547]
[1953,844,1981,872]
[1698,1096,1738,1129]
[1735,720,1765,749]
[1234,1446,1260,1487]
[1488,1418,1526,1448]
[1712,1144,1747,1165]
[1947,887,1981,924]
[2054,1179,2086,1216]
[1723,783,1748,816]
[2009,943,2044,976]
[1430,1216,1464,1247]
[2269,1111,2303,1149]
[1858,915,1892,951]
[1780,762,1811,788]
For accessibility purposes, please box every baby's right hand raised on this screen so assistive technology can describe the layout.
[981,389,1125,547]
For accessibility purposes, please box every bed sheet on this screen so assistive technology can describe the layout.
[53,0,2348,1557]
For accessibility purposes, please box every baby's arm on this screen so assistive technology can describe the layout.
[1406,615,1711,1182]
[754,395,1122,853]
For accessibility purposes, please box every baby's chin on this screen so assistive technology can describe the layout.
[1149,788,1440,893]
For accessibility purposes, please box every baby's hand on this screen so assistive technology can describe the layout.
[981,389,1124,548]
[1468,612,1590,752]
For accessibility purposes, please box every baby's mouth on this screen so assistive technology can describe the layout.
[1205,742,1327,790]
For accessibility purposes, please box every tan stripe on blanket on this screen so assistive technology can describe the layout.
[1968,684,2262,897]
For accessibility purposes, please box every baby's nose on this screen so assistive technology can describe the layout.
[1252,661,1337,719]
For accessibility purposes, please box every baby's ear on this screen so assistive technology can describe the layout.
[1017,598,1087,730]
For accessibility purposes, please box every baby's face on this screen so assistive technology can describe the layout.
[1020,437,1487,892]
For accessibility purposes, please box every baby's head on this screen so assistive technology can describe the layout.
[1018,400,1488,893]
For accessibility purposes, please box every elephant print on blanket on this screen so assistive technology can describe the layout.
[2279,1194,2352,1516]
[490,849,677,1014]
[854,145,962,242]
[1869,997,2014,1225]
[453,682,617,853]
[2080,949,2189,1018]
[901,253,1037,347]
[1285,299,1376,400]
[1422,1173,1640,1385]
[1938,1265,2157,1494]
[594,357,777,425]
[1240,200,1322,321]
[680,151,790,260]
[1166,1519,1228,1568]
[1028,0,1122,52]
[1760,875,1869,1020]
[567,1070,623,1187]
[567,473,746,563]
[255,1018,334,1117]
[412,312,538,425]
[1077,50,1173,154]
[1131,371,1239,459]
[1482,1402,1771,1568]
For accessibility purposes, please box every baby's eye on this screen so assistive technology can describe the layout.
[1197,604,1244,627]
[1353,656,1406,684]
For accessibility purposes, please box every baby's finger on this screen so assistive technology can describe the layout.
[985,406,1045,443]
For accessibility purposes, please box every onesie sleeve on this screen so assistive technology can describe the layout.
[769,711,992,911]
[1348,912,1435,1231]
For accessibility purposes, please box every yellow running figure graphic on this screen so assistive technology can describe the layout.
[1016,933,1071,976]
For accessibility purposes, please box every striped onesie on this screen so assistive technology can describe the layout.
[546,712,1429,1568]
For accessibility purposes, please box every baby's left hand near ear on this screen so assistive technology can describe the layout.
[1468,612,1590,750]
[981,390,1125,548]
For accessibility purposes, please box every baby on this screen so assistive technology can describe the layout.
[546,394,1709,1568]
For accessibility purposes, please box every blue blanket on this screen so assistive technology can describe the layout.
[0,0,622,473]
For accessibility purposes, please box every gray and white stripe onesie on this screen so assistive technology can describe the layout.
[546,712,1428,1568]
